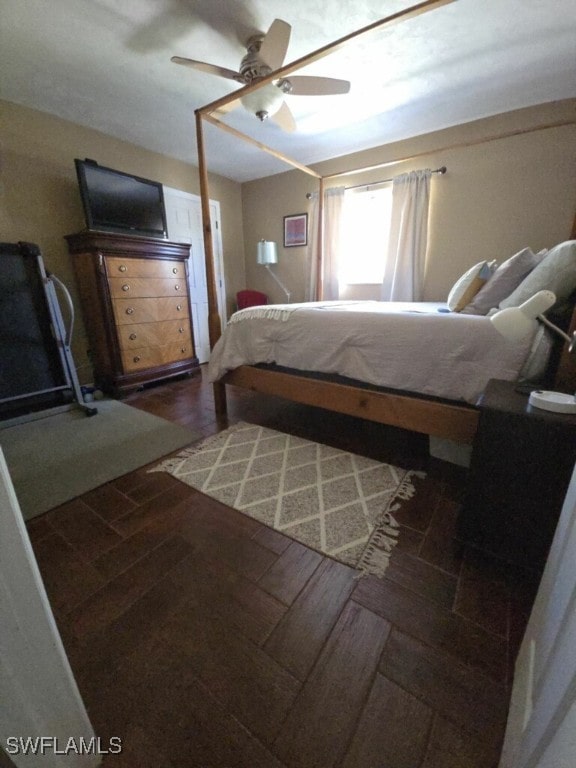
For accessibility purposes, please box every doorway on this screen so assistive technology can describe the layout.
[163,187,226,364]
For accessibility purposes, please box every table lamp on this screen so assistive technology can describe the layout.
[490,290,576,413]
[257,240,291,302]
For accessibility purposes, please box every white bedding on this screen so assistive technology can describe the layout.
[208,301,549,404]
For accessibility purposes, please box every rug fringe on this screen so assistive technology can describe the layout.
[356,470,424,578]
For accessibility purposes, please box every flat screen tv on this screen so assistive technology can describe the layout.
[74,159,168,239]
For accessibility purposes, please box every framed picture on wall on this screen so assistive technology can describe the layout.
[283,213,308,247]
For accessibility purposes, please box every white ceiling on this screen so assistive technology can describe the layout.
[2,0,576,183]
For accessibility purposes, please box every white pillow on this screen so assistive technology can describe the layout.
[447,260,497,312]
[499,241,576,309]
[461,247,546,315]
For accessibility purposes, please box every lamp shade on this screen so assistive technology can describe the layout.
[257,240,278,265]
[490,289,556,341]
[241,84,284,119]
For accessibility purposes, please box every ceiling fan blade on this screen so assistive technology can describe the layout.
[258,18,291,70]
[270,101,296,133]
[171,56,242,82]
[287,76,351,96]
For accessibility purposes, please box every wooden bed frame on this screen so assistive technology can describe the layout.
[193,0,576,446]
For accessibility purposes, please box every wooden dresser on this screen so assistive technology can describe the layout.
[66,231,199,395]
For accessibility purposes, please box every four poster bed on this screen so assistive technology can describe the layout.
[194,1,576,445]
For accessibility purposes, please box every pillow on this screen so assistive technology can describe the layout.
[447,260,497,312]
[461,247,545,315]
[498,240,576,309]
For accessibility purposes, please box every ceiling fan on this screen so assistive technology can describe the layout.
[171,18,351,132]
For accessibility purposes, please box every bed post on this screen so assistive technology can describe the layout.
[195,110,227,416]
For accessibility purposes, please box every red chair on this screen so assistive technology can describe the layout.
[236,289,268,310]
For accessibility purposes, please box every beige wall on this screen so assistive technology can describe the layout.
[2,98,575,383]
[0,100,245,380]
[242,99,576,303]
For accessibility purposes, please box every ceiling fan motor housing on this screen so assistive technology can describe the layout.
[239,36,270,83]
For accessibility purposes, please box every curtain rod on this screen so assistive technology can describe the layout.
[305,166,446,198]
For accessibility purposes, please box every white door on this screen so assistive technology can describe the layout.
[163,187,226,364]
[500,461,576,768]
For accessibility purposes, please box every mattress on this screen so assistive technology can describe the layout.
[208,301,549,404]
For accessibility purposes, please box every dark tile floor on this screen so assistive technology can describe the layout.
[26,367,543,767]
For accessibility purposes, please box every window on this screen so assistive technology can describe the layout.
[339,185,392,285]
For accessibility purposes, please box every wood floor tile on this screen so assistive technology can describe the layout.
[169,551,288,645]
[379,629,509,746]
[110,482,194,537]
[161,605,301,743]
[92,505,189,580]
[391,474,441,533]
[258,540,323,605]
[251,523,293,555]
[123,471,186,505]
[176,492,278,582]
[352,574,508,681]
[274,601,390,768]
[100,725,175,768]
[264,558,357,681]
[384,550,458,610]
[46,498,124,561]
[421,715,502,768]
[81,483,138,523]
[342,673,433,768]
[25,514,53,543]
[110,467,154,495]
[67,535,193,638]
[419,496,465,575]
[454,549,510,638]
[31,532,105,613]
[131,651,288,768]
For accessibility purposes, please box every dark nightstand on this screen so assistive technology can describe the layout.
[458,379,576,569]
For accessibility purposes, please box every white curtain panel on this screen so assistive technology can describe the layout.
[306,192,320,301]
[306,186,345,301]
[322,187,345,300]
[381,169,432,301]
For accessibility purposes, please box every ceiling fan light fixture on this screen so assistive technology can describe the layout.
[240,82,284,120]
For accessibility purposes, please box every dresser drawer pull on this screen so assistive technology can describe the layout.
[172,267,178,274]
[122,284,130,292]
[176,304,182,311]
[174,285,180,291]
[178,327,184,333]
[129,333,137,340]
[133,356,141,363]
[180,348,186,354]
[126,307,134,315]
[118,265,127,273]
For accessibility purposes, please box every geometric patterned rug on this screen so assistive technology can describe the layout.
[151,422,424,578]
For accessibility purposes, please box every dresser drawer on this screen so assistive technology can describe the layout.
[121,341,194,372]
[108,277,187,299]
[106,256,186,279]
[117,319,191,350]
[112,297,189,325]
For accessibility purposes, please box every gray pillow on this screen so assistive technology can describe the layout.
[462,247,544,315]
[499,241,576,309]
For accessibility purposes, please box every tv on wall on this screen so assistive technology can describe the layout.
[74,159,168,239]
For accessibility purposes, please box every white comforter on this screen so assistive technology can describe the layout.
[208,301,545,404]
